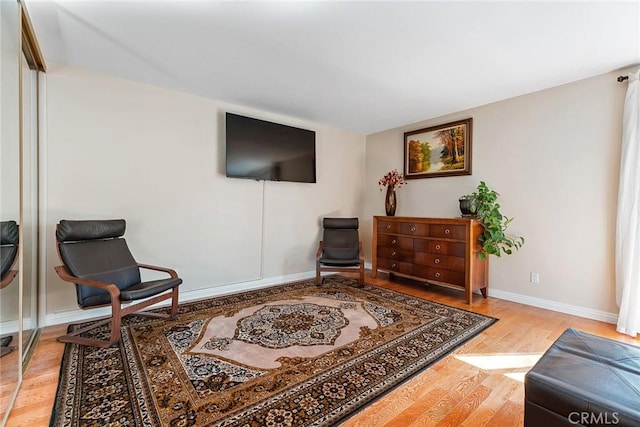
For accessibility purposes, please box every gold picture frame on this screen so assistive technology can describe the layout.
[404,118,472,179]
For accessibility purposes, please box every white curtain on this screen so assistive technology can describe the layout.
[616,69,640,337]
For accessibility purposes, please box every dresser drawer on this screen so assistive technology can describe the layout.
[377,257,413,275]
[414,239,466,257]
[413,252,465,271]
[377,234,413,250]
[398,222,429,236]
[378,220,399,234]
[377,246,413,262]
[429,224,466,240]
[413,265,465,287]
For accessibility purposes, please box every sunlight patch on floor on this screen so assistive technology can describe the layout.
[454,353,543,382]
[504,371,528,382]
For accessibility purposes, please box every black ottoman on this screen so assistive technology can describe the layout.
[524,328,640,426]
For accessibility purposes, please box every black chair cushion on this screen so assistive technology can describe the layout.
[323,218,359,230]
[319,256,361,266]
[57,219,125,242]
[0,221,19,245]
[321,217,360,262]
[120,278,182,302]
[59,238,141,308]
[1,246,18,280]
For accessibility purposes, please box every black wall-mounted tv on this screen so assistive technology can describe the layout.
[225,113,316,183]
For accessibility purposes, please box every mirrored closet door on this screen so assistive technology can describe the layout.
[1,1,45,424]
[1,0,22,423]
[21,32,40,365]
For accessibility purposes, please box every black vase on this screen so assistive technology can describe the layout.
[385,186,397,216]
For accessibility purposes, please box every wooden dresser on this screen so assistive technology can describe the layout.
[372,216,488,304]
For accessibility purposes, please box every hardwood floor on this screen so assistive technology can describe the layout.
[6,274,639,426]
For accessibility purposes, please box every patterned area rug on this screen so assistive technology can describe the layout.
[50,277,497,427]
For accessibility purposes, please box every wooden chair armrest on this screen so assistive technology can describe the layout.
[316,241,324,259]
[0,270,17,290]
[137,263,179,279]
[54,265,121,297]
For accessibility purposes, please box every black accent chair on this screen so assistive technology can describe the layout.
[0,221,19,357]
[54,219,182,348]
[316,217,364,287]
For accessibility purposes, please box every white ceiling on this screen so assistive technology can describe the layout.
[25,0,640,135]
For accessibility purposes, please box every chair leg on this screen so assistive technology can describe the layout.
[358,263,365,287]
[316,262,322,286]
[109,300,123,344]
[57,316,120,348]
[57,288,181,348]
[59,296,122,348]
[170,287,179,317]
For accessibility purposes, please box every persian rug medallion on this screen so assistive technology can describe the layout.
[50,276,497,427]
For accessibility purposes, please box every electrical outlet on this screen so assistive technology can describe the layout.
[530,272,540,284]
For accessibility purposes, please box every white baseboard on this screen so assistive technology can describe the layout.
[488,288,618,324]
[369,265,617,324]
[0,318,37,335]
[0,319,20,335]
[44,271,318,327]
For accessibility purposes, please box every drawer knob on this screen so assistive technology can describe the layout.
[435,244,441,250]
[410,226,416,232]
[435,272,441,278]
[392,251,397,257]
[435,258,441,264]
[392,263,397,268]
[386,224,391,230]
[391,239,397,244]
[444,228,450,235]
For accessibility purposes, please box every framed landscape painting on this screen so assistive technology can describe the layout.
[403,118,472,179]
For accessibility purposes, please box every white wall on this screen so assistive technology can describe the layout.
[365,70,631,320]
[41,63,632,324]
[43,65,365,321]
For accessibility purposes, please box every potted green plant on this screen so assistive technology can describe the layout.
[461,181,524,260]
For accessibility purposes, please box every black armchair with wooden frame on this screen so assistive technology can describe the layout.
[1,221,19,357]
[316,217,364,287]
[54,219,182,348]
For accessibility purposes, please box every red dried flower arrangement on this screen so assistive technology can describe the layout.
[378,169,407,190]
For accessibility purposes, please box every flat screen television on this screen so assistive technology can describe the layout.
[225,113,316,183]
